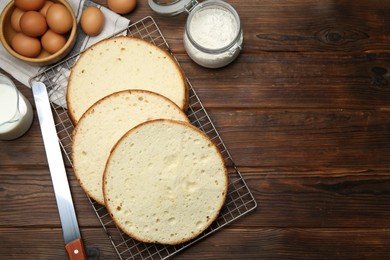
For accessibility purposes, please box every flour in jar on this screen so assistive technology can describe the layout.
[189,7,238,49]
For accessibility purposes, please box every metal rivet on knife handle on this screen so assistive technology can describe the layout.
[65,238,87,260]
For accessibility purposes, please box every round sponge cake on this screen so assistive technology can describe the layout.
[103,119,228,245]
[72,90,189,205]
[66,36,188,124]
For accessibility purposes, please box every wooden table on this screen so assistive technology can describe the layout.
[1,0,390,259]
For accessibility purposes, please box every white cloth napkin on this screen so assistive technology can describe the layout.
[0,0,130,87]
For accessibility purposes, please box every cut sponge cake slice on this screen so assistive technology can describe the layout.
[72,90,189,205]
[103,119,228,245]
[66,36,188,124]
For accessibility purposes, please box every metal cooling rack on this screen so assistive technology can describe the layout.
[29,16,257,260]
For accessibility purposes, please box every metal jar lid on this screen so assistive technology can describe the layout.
[148,0,197,16]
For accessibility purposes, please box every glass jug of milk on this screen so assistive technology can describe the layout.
[0,73,33,140]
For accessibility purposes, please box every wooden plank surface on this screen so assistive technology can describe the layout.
[1,167,390,229]
[1,0,390,259]
[1,81,390,168]
[1,228,390,260]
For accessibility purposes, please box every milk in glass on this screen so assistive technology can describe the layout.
[0,74,33,140]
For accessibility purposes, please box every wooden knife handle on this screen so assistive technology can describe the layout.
[65,238,87,260]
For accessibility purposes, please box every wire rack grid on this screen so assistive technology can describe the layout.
[30,16,257,260]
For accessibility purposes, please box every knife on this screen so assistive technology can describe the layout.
[32,82,86,260]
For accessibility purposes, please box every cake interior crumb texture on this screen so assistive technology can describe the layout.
[72,91,189,205]
[103,119,228,245]
[67,36,188,124]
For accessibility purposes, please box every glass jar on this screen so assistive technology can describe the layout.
[0,73,33,140]
[149,0,243,68]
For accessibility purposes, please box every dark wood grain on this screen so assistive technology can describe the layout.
[235,0,390,53]
[179,53,390,109]
[0,167,99,228]
[1,228,389,260]
[182,228,390,260]
[1,168,389,229]
[209,109,390,168]
[125,0,390,53]
[1,0,390,259]
[240,168,390,228]
[2,61,390,168]
[2,106,390,168]
[0,228,118,260]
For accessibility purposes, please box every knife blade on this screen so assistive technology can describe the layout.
[32,82,86,260]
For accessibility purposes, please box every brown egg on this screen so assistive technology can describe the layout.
[14,0,46,11]
[39,1,54,17]
[10,8,24,32]
[41,29,66,54]
[11,33,42,58]
[107,0,137,15]
[80,6,105,36]
[46,3,73,34]
[19,11,48,37]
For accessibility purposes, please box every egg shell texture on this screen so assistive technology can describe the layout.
[19,11,48,37]
[46,3,73,34]
[39,1,54,17]
[41,29,67,54]
[10,8,24,32]
[11,33,42,58]
[14,0,46,11]
[80,6,105,36]
[107,0,137,15]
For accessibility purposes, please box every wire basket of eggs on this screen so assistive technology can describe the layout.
[0,0,77,66]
